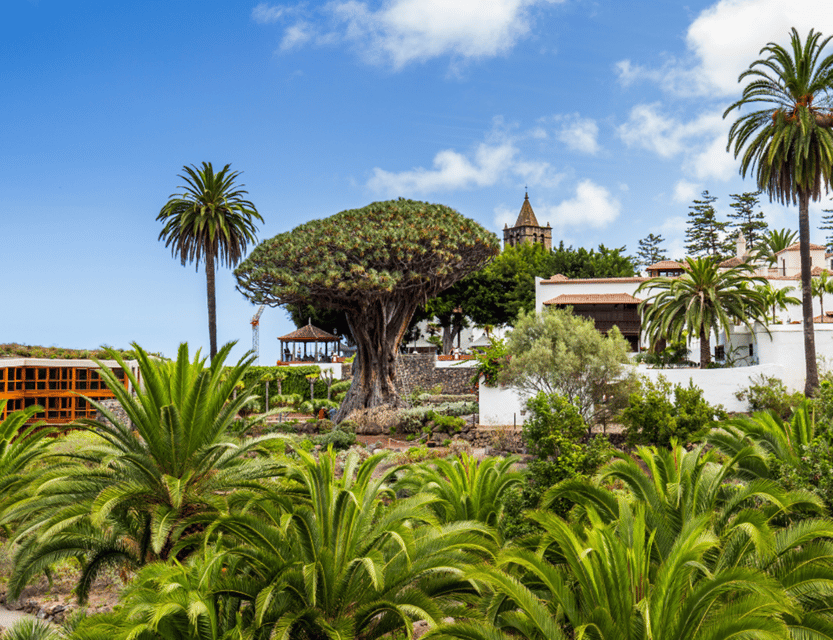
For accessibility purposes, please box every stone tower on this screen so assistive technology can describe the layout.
[503,192,552,250]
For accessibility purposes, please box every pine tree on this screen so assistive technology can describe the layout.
[636,233,667,268]
[820,201,833,252]
[727,191,768,253]
[685,191,729,259]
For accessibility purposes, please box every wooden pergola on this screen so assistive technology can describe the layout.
[277,322,342,363]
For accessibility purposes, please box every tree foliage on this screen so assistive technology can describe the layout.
[635,233,667,269]
[235,199,498,418]
[727,190,769,252]
[499,308,631,423]
[685,191,730,259]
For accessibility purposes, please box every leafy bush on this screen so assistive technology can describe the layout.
[428,413,466,432]
[331,380,352,395]
[313,424,356,450]
[270,393,303,409]
[522,392,586,460]
[344,406,403,433]
[622,377,725,448]
[735,374,803,419]
[469,337,509,386]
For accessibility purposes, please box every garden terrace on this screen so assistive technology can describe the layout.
[0,358,137,423]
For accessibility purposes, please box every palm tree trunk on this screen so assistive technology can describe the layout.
[205,245,218,361]
[798,190,819,395]
[699,325,710,369]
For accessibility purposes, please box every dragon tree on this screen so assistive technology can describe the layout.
[234,199,498,421]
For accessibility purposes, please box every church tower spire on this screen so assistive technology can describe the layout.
[503,191,552,251]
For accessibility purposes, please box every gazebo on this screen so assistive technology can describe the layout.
[278,322,342,363]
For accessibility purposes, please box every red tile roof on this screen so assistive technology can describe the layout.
[719,257,744,267]
[647,260,683,270]
[544,293,642,305]
[776,241,827,254]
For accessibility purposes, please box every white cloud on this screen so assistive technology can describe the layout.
[494,205,518,230]
[251,3,286,24]
[367,137,561,195]
[253,0,562,69]
[281,22,313,50]
[673,180,700,203]
[538,180,621,229]
[615,0,833,97]
[552,113,600,155]
[617,103,724,158]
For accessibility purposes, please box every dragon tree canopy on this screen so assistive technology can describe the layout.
[235,199,498,420]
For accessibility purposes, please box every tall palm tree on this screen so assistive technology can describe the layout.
[158,163,263,360]
[812,269,833,322]
[636,257,768,368]
[725,28,833,394]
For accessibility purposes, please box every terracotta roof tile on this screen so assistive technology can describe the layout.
[278,324,340,341]
[647,260,683,270]
[776,241,827,254]
[544,293,642,305]
[719,257,743,267]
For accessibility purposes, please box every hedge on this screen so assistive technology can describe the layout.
[240,365,330,402]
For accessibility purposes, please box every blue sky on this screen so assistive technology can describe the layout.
[3,0,833,365]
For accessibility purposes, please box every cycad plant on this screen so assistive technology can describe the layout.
[4,342,284,603]
[429,503,793,640]
[396,452,522,530]
[205,449,496,640]
[0,401,53,529]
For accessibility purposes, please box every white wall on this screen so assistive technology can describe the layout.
[479,382,529,426]
[636,363,787,412]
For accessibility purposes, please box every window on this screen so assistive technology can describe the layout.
[715,345,725,360]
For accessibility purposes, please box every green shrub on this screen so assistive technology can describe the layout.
[522,392,586,461]
[622,377,725,448]
[331,380,352,395]
[429,413,465,432]
[270,393,303,409]
[313,424,356,450]
[735,374,803,419]
[241,365,328,401]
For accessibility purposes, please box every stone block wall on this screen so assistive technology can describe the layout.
[340,355,473,395]
[396,354,474,395]
[96,398,130,428]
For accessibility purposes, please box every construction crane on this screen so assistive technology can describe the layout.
[251,305,265,365]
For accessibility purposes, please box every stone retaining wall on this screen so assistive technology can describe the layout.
[96,398,130,427]
[397,354,474,395]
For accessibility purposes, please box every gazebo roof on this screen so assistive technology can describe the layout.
[278,324,340,342]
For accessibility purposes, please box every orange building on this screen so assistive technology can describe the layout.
[0,358,137,424]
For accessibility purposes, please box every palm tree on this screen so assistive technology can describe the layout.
[4,342,284,603]
[812,269,833,321]
[636,257,768,368]
[158,163,263,360]
[725,28,833,395]
[762,227,799,268]
[757,282,800,322]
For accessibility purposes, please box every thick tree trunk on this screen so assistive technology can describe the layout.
[699,326,710,369]
[335,297,419,422]
[205,246,218,361]
[441,323,463,354]
[799,191,819,395]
